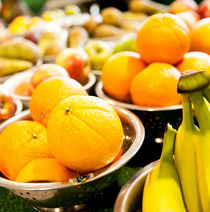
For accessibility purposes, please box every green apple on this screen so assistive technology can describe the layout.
[85,41,113,70]
[113,34,136,54]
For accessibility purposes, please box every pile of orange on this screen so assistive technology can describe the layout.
[0,76,124,183]
[102,11,210,107]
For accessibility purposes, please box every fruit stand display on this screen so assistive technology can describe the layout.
[0,0,210,211]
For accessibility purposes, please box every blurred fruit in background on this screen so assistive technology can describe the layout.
[102,51,146,102]
[176,10,199,29]
[136,13,190,64]
[67,26,89,49]
[15,79,33,97]
[38,30,67,57]
[191,17,210,54]
[169,0,199,14]
[85,40,113,70]
[129,0,169,14]
[0,84,15,121]
[113,34,136,53]
[56,48,91,84]
[101,7,123,27]
[30,64,69,89]
[64,4,81,15]
[199,0,210,18]
[42,9,65,21]
[176,51,210,73]
[130,63,181,107]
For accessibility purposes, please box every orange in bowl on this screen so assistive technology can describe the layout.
[16,158,79,183]
[136,13,190,65]
[191,18,210,54]
[176,51,210,73]
[30,76,87,127]
[0,120,51,180]
[130,63,181,107]
[101,51,146,102]
[47,95,124,173]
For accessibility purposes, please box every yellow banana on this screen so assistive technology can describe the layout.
[142,124,186,212]
[174,94,202,212]
[191,90,210,212]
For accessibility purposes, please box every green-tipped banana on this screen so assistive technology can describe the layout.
[142,124,186,212]
[178,70,210,93]
[191,91,210,212]
[174,94,202,212]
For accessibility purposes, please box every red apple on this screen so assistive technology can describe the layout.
[55,48,91,84]
[200,0,210,18]
[0,85,15,121]
[170,0,199,14]
[31,64,69,89]
[177,11,200,29]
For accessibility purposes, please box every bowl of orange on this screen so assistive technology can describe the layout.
[0,103,144,210]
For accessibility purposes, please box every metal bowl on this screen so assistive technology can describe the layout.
[0,106,145,211]
[114,161,158,212]
[95,81,182,166]
[3,71,96,108]
[0,59,42,84]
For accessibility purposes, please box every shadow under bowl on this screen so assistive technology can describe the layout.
[0,106,145,209]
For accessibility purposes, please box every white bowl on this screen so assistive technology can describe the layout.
[4,71,96,108]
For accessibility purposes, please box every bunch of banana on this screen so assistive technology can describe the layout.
[142,70,210,212]
[0,37,40,77]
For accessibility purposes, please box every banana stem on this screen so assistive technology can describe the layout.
[191,91,210,133]
[181,94,196,131]
[160,124,177,163]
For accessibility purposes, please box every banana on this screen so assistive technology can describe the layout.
[203,85,210,102]
[174,94,202,212]
[142,124,186,212]
[191,90,210,212]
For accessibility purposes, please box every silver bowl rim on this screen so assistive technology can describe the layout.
[95,80,182,112]
[0,106,145,190]
[114,161,158,212]
[3,71,96,101]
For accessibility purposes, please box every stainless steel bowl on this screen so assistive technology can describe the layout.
[114,161,158,212]
[0,106,145,211]
[4,71,96,108]
[95,81,182,112]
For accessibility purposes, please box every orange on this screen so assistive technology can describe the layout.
[130,63,181,107]
[136,13,190,65]
[0,121,51,181]
[176,51,210,73]
[169,0,199,14]
[47,95,124,173]
[191,18,210,54]
[30,76,87,127]
[101,51,146,101]
[16,158,79,183]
